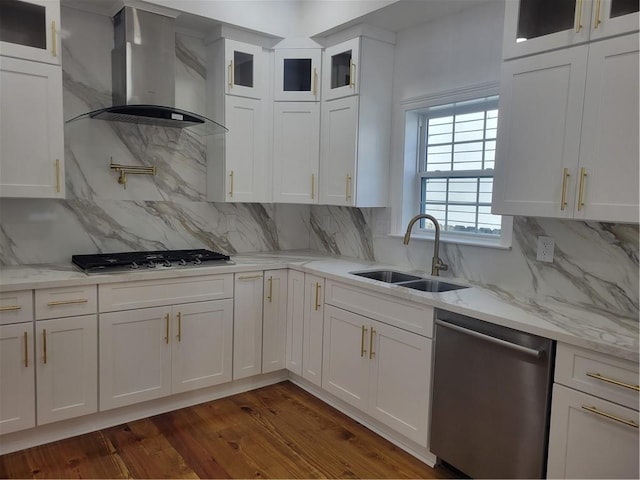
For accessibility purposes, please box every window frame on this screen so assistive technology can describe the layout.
[394,82,512,249]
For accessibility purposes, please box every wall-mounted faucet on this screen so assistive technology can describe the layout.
[403,214,449,277]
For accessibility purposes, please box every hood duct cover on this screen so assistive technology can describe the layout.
[66,7,226,136]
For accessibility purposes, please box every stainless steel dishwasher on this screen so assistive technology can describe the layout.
[430,309,555,479]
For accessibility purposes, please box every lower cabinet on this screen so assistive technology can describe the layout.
[0,322,35,434]
[99,300,233,411]
[322,304,431,445]
[262,270,288,374]
[36,315,97,425]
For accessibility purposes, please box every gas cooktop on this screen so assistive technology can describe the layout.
[72,249,233,274]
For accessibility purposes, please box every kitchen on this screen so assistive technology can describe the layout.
[0,0,638,478]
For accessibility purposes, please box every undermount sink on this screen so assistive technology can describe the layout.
[350,270,421,283]
[350,270,469,293]
[396,279,468,293]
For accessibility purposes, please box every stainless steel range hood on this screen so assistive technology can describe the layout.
[66,6,226,136]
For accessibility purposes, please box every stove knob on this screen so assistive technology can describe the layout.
[163,260,172,267]
[130,262,139,270]
[178,259,187,266]
[193,258,202,265]
[147,261,157,269]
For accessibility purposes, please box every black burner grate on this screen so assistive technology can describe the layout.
[72,249,231,272]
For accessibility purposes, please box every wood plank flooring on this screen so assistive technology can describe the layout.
[0,381,457,479]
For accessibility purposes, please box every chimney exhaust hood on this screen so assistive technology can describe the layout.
[66,6,227,136]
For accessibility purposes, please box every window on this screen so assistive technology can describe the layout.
[415,95,508,243]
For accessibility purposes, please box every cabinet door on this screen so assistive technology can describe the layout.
[36,315,97,425]
[233,272,264,380]
[492,46,588,217]
[502,0,590,59]
[302,275,324,387]
[574,33,639,222]
[99,307,172,411]
[322,305,369,411]
[368,321,431,445]
[285,269,304,375]
[589,0,640,41]
[225,39,263,99]
[262,270,288,374]
[224,96,268,202]
[0,56,64,198]
[322,38,360,100]
[272,102,320,204]
[274,48,321,101]
[319,96,358,206]
[171,299,233,394]
[0,0,61,65]
[0,323,35,434]
[547,384,639,479]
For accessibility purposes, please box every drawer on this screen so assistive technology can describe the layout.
[324,280,434,338]
[555,343,639,410]
[35,285,97,320]
[0,290,33,325]
[99,274,233,312]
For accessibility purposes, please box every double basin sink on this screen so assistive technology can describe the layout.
[350,270,469,293]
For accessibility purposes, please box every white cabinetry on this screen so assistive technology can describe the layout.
[274,48,321,102]
[207,37,270,202]
[547,344,639,478]
[302,274,324,386]
[98,274,234,410]
[502,0,639,59]
[233,272,264,380]
[285,269,304,375]
[262,270,288,374]
[0,0,61,65]
[493,33,638,222]
[0,56,64,198]
[319,36,394,207]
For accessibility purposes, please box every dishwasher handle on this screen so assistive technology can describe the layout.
[435,319,544,359]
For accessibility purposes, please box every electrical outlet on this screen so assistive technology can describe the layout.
[536,236,555,262]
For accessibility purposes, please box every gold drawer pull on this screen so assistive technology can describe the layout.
[560,167,570,210]
[575,0,584,33]
[360,325,368,357]
[267,277,273,303]
[24,331,29,368]
[349,60,356,88]
[594,0,602,28]
[47,298,88,307]
[229,170,234,197]
[43,329,47,364]
[586,372,640,392]
[0,305,21,312]
[581,405,638,429]
[312,68,318,97]
[314,282,321,311]
[369,327,376,359]
[51,20,57,57]
[238,274,263,280]
[176,312,182,342]
[228,60,233,88]
[577,167,587,211]
[164,313,170,344]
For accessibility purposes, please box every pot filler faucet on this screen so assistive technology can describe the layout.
[403,214,448,277]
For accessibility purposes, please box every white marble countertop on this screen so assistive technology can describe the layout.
[1,250,638,362]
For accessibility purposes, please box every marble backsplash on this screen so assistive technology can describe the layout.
[0,7,637,319]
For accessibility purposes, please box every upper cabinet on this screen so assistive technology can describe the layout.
[224,39,264,99]
[503,0,639,59]
[274,48,321,102]
[322,38,360,101]
[0,0,61,65]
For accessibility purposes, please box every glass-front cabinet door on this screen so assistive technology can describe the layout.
[322,38,360,101]
[274,48,321,101]
[589,0,639,41]
[0,0,61,65]
[224,39,263,99]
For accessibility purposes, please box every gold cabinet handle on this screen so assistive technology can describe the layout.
[24,331,29,368]
[581,405,639,429]
[176,312,182,342]
[346,174,352,201]
[314,282,321,311]
[594,0,602,28]
[55,159,60,193]
[164,313,170,344]
[42,329,47,364]
[0,305,21,312]
[369,327,376,359]
[228,60,233,88]
[51,21,57,57]
[360,325,368,357]
[238,274,264,280]
[267,276,273,303]
[578,167,587,211]
[560,167,570,210]
[586,372,640,392]
[349,60,356,88]
[312,67,318,97]
[47,298,88,307]
[229,171,234,197]
[311,173,315,200]
[575,0,584,32]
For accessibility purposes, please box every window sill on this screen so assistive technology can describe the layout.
[387,232,512,250]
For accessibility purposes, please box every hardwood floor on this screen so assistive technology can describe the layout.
[0,381,457,479]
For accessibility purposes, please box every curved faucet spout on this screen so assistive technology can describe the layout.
[403,214,448,277]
